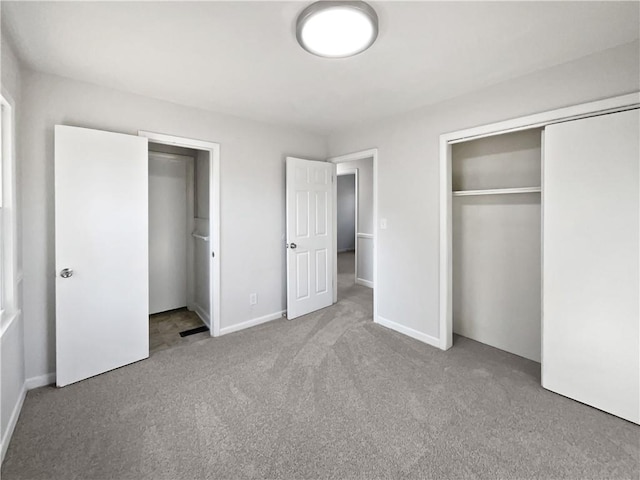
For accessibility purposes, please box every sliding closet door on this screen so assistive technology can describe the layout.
[543,109,639,423]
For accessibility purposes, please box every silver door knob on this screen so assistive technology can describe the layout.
[60,268,73,278]
[290,243,297,249]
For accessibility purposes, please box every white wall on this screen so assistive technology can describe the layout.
[0,31,26,460]
[327,40,640,342]
[452,129,542,362]
[148,152,189,314]
[336,175,355,252]
[336,158,374,285]
[19,70,327,381]
[195,150,210,220]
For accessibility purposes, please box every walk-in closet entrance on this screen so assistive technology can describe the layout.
[148,144,210,353]
[54,126,220,387]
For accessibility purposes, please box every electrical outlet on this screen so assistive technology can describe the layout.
[249,293,258,305]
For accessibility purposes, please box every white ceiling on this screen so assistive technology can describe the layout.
[3,1,639,134]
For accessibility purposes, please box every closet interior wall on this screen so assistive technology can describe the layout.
[452,128,542,362]
[148,143,210,327]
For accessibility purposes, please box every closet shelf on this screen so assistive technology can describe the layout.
[192,232,209,241]
[452,186,541,197]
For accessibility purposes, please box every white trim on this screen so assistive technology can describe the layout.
[193,302,210,329]
[138,131,222,337]
[1,91,19,326]
[0,309,20,338]
[355,278,374,289]
[219,310,284,336]
[329,148,378,321]
[439,92,640,352]
[25,373,55,390]
[356,232,373,239]
[1,368,56,462]
[1,383,26,462]
[443,93,640,144]
[376,315,440,349]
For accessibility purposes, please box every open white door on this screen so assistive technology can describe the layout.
[55,125,149,387]
[286,157,334,319]
[542,109,639,423]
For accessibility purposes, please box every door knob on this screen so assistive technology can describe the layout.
[290,243,297,249]
[60,268,74,278]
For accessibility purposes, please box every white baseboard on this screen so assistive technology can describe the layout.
[355,278,374,289]
[193,302,210,329]
[375,315,441,349]
[25,373,55,390]
[0,383,26,462]
[219,310,284,336]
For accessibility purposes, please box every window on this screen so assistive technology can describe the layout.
[0,91,18,329]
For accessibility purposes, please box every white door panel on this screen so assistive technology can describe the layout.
[542,109,639,423]
[286,157,334,319]
[55,125,149,387]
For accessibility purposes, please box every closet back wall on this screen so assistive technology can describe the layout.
[19,70,327,381]
[452,129,542,362]
[148,151,190,315]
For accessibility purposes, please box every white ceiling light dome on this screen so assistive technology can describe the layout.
[296,1,379,58]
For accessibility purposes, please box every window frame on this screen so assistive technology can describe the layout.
[0,90,19,331]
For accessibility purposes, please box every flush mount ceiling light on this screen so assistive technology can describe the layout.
[296,1,379,58]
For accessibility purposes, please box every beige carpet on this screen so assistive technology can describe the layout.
[2,252,638,479]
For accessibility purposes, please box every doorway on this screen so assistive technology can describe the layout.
[147,144,211,353]
[336,171,357,296]
[330,149,377,317]
[140,131,221,339]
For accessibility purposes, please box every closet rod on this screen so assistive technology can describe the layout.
[192,232,209,241]
[453,186,541,197]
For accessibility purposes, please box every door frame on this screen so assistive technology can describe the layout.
[329,148,378,320]
[438,92,640,351]
[336,168,358,275]
[139,131,222,336]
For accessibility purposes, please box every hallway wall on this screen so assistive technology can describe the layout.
[337,175,356,253]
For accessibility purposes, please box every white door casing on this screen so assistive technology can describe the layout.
[138,131,220,336]
[542,109,640,424]
[55,125,149,387]
[286,157,335,319]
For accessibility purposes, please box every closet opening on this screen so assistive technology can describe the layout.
[451,128,542,363]
[148,142,212,354]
